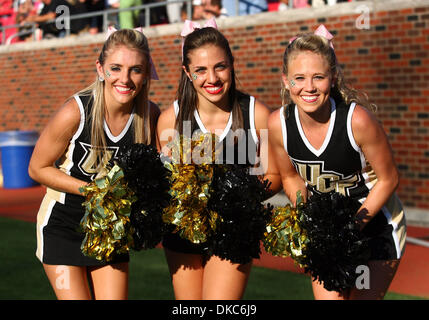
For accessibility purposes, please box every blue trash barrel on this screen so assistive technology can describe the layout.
[0,131,39,189]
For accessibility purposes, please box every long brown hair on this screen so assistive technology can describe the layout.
[176,27,243,134]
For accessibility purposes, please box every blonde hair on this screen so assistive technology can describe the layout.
[76,29,152,164]
[281,34,376,112]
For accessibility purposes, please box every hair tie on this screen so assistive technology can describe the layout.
[106,26,159,80]
[288,36,297,45]
[180,18,218,61]
[288,24,334,49]
[314,24,334,49]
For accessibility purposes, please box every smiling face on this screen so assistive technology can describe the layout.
[184,44,232,108]
[96,45,148,109]
[283,50,333,116]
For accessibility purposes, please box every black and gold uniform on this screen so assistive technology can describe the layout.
[279,97,406,260]
[162,91,261,254]
[36,95,134,266]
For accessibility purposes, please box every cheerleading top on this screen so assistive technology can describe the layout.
[279,97,406,260]
[162,91,261,255]
[36,94,135,266]
[173,91,259,167]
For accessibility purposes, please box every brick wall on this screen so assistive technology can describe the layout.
[1,0,428,211]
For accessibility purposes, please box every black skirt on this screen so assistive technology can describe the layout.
[36,192,129,266]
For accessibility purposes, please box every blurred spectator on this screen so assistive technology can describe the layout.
[267,0,280,11]
[312,0,324,7]
[119,0,141,29]
[18,0,90,39]
[180,2,185,20]
[87,0,104,34]
[293,0,309,8]
[16,0,37,25]
[0,0,17,44]
[137,0,168,26]
[20,0,73,38]
[223,0,267,16]
[106,0,119,28]
[166,0,181,23]
[329,0,352,3]
[192,0,204,19]
[202,0,227,19]
[310,0,350,6]
[69,0,90,35]
[0,0,13,18]
[278,0,289,10]
[180,0,204,21]
[275,0,351,10]
[15,0,42,41]
[107,0,119,10]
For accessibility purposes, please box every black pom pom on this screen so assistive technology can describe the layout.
[206,165,273,264]
[299,190,371,292]
[117,143,172,250]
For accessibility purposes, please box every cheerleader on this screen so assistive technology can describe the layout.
[28,28,159,299]
[268,25,406,299]
[156,19,280,300]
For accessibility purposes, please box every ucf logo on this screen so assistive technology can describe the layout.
[291,157,360,196]
[78,142,119,179]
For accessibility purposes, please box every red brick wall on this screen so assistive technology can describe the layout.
[1,2,428,209]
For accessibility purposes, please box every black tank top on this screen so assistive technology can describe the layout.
[54,94,135,208]
[174,91,259,167]
[281,97,376,200]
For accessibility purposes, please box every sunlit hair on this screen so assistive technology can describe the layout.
[75,29,152,163]
[281,33,376,112]
[176,27,243,134]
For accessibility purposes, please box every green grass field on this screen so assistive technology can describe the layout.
[0,216,423,300]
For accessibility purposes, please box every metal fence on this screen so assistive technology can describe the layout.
[1,0,192,44]
[0,0,358,45]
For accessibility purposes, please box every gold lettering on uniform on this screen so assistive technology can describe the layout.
[310,164,321,189]
[339,175,359,195]
[81,148,115,175]
[294,162,308,181]
[320,174,359,195]
[296,162,359,196]
[309,165,338,193]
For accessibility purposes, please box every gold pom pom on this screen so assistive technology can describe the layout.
[162,133,222,244]
[79,164,137,261]
[263,191,308,265]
